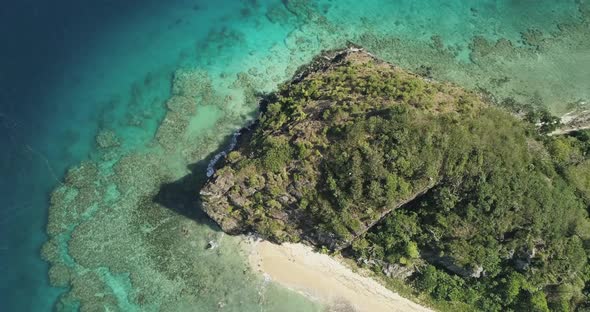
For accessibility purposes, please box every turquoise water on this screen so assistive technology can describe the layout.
[1,0,588,311]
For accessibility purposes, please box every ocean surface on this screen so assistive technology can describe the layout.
[0,0,588,311]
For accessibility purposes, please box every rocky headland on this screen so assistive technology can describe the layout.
[201,47,590,311]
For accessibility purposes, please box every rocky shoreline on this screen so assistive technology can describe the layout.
[551,108,590,135]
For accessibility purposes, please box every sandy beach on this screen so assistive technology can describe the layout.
[248,240,433,312]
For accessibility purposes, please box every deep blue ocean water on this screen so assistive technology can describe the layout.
[0,2,184,309]
[0,2,145,309]
[1,0,588,311]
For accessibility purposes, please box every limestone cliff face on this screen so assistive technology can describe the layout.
[200,170,242,234]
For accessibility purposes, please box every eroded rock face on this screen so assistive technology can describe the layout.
[383,262,415,280]
[200,170,243,234]
[421,250,485,279]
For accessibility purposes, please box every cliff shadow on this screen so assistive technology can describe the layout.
[153,134,236,231]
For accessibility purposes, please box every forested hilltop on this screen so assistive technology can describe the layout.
[200,48,590,311]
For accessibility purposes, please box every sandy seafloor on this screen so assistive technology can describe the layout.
[0,0,589,311]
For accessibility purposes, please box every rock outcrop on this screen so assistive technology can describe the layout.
[200,47,483,250]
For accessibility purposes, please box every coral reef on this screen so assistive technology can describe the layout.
[95,129,121,149]
[42,65,321,311]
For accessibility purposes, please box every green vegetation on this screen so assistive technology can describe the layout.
[201,50,590,311]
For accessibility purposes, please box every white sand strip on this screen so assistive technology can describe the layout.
[249,241,433,312]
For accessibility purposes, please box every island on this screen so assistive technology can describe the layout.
[201,48,590,311]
